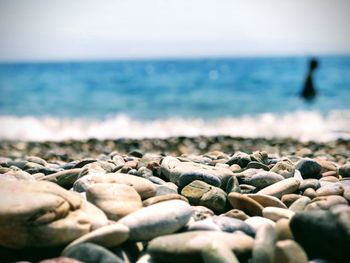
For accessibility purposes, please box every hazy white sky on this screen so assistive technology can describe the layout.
[0,0,349,61]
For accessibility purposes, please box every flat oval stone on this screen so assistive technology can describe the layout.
[257,178,300,199]
[246,161,269,171]
[228,192,264,216]
[303,188,317,199]
[74,173,156,199]
[262,207,295,222]
[289,196,311,212]
[223,209,249,221]
[118,200,192,241]
[304,195,348,211]
[246,194,287,209]
[41,168,83,189]
[316,183,344,196]
[86,183,142,221]
[62,224,129,254]
[62,243,123,263]
[143,194,188,206]
[0,180,108,249]
[296,158,322,179]
[148,231,254,263]
[0,170,34,181]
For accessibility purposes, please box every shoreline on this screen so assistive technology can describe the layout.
[1,136,349,161]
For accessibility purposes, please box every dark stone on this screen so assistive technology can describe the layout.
[128,150,144,158]
[290,205,350,262]
[296,159,322,179]
[62,243,123,263]
[339,163,350,178]
[246,161,270,171]
[178,171,221,189]
[226,152,251,168]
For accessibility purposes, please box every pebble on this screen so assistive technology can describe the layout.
[142,193,188,206]
[86,183,142,220]
[223,209,250,220]
[240,171,285,189]
[192,206,215,221]
[289,196,312,212]
[262,206,295,221]
[62,243,124,263]
[296,158,322,179]
[118,200,192,241]
[275,218,293,240]
[226,152,251,168]
[270,159,295,178]
[245,216,276,231]
[228,192,264,216]
[257,177,300,198]
[299,178,320,191]
[304,195,348,211]
[281,194,303,207]
[315,182,344,196]
[338,163,350,177]
[201,242,240,263]
[251,224,276,263]
[148,231,254,263]
[246,193,287,208]
[274,240,308,263]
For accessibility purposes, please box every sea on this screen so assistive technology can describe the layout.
[0,56,349,141]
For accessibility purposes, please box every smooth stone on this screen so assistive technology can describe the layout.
[86,183,142,220]
[246,161,269,171]
[41,168,83,188]
[161,156,233,187]
[240,184,257,194]
[296,158,322,179]
[118,200,192,241]
[62,243,123,263]
[62,224,129,254]
[73,173,156,199]
[247,194,287,209]
[319,176,339,183]
[228,192,264,216]
[225,176,241,193]
[26,156,47,166]
[274,240,308,263]
[315,158,337,172]
[155,183,178,196]
[226,152,251,168]
[270,160,295,179]
[262,207,295,222]
[281,194,303,207]
[143,193,188,206]
[322,171,338,178]
[39,257,83,263]
[257,178,300,199]
[339,163,350,177]
[245,216,275,232]
[290,205,350,262]
[181,180,227,213]
[148,231,254,263]
[240,171,284,189]
[293,169,303,182]
[200,186,227,213]
[302,188,317,199]
[275,218,293,240]
[0,170,34,181]
[192,206,215,221]
[201,242,240,263]
[289,196,311,212]
[316,183,344,196]
[250,151,269,165]
[252,224,276,263]
[73,159,97,169]
[304,195,348,211]
[0,180,108,248]
[299,178,320,191]
[223,209,250,221]
[188,216,255,237]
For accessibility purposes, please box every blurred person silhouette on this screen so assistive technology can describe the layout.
[301,58,318,100]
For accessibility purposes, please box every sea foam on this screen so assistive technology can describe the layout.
[1,110,349,142]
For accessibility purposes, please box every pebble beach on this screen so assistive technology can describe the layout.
[1,136,350,263]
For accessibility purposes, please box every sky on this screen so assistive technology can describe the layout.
[0,0,350,61]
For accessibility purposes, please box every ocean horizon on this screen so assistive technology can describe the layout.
[1,55,349,141]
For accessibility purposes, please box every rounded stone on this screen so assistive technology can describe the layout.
[270,160,295,179]
[228,192,264,216]
[240,171,284,189]
[118,200,192,241]
[86,183,142,220]
[262,207,295,222]
[0,180,108,249]
[62,243,123,263]
[299,178,320,191]
[143,194,188,206]
[192,206,215,221]
[252,224,276,263]
[296,158,322,179]
[302,188,317,199]
[247,194,287,209]
[245,216,275,231]
[338,163,350,177]
[62,224,129,254]
[289,196,311,212]
[281,194,303,207]
[257,178,300,199]
[315,183,344,196]
[148,231,254,263]
[223,209,250,221]
[304,195,348,211]
[275,218,293,240]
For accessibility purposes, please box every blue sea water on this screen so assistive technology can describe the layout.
[0,56,349,140]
